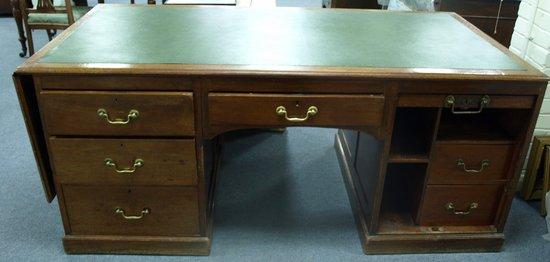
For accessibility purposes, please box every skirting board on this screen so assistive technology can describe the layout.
[334,130,505,254]
[63,235,211,255]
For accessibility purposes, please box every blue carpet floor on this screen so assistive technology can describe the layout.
[0,1,549,261]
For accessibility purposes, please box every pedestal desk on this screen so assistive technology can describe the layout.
[13,5,549,255]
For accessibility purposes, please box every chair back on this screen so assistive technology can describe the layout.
[34,0,55,12]
[32,0,66,12]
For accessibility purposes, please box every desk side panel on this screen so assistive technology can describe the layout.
[496,83,547,230]
[12,74,56,202]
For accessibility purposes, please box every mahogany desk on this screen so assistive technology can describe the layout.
[13,5,549,255]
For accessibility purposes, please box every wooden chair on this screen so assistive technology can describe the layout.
[19,0,91,56]
[19,0,156,57]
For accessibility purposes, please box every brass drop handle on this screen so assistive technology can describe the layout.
[276,106,318,122]
[457,159,490,173]
[97,108,139,125]
[104,158,144,174]
[445,202,478,216]
[115,207,150,220]
[444,95,490,114]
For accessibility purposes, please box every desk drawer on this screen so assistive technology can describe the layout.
[417,185,501,226]
[428,143,513,184]
[50,138,197,186]
[208,93,385,128]
[40,91,194,136]
[63,185,200,236]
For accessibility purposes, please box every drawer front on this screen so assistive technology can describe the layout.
[63,185,200,236]
[40,91,194,136]
[438,0,519,18]
[39,76,192,91]
[398,94,535,108]
[464,17,516,47]
[418,185,501,226]
[428,144,513,184]
[208,93,385,127]
[50,138,197,186]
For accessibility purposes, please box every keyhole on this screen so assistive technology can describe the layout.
[295,101,300,107]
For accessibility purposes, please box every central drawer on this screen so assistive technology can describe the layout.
[63,185,200,236]
[39,91,195,136]
[207,93,385,128]
[49,138,197,186]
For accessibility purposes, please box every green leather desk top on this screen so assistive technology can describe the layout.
[38,5,525,71]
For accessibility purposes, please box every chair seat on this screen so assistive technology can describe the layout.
[28,6,92,25]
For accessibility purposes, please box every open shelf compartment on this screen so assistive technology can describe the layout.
[389,107,439,163]
[378,163,426,233]
[437,108,530,143]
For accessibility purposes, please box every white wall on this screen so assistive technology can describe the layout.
[509,0,550,180]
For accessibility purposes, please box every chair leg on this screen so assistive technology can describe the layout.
[25,27,35,56]
[46,29,56,41]
[11,0,27,57]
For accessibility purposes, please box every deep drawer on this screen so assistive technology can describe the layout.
[63,185,200,236]
[40,91,194,136]
[50,138,197,186]
[208,93,385,128]
[417,184,502,226]
[428,143,513,184]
